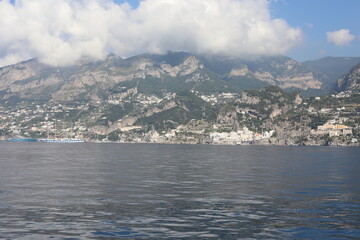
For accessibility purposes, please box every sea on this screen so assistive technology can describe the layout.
[0,142,359,239]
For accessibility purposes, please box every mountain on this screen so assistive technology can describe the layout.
[303,57,360,92]
[336,63,360,93]
[0,52,325,104]
[1,53,358,146]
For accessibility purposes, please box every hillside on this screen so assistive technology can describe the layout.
[1,83,359,146]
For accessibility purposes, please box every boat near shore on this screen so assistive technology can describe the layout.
[5,138,38,142]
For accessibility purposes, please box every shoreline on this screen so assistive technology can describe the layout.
[1,139,359,147]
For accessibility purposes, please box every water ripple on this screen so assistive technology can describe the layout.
[0,143,359,239]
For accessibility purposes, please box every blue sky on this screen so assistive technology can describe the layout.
[116,0,360,61]
[271,0,360,61]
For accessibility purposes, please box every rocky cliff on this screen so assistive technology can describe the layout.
[0,52,326,103]
[336,63,360,93]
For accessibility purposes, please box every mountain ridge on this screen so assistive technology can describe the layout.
[0,52,323,103]
[0,52,359,105]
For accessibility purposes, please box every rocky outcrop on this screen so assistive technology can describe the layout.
[237,91,260,104]
[277,73,322,90]
[337,63,360,93]
[229,65,249,77]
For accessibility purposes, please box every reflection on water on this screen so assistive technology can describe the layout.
[0,143,359,239]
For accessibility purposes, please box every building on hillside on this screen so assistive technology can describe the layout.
[315,123,353,137]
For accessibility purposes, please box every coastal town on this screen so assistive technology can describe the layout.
[0,51,359,146]
[1,86,359,146]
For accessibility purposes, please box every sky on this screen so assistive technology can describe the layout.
[0,0,359,67]
[270,0,360,61]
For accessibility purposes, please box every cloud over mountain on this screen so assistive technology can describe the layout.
[327,29,355,46]
[0,0,302,67]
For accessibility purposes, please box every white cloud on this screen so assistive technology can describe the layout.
[304,23,313,28]
[326,29,355,46]
[0,0,302,67]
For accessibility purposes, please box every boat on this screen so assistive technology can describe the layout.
[5,138,38,142]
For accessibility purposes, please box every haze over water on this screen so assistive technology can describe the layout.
[0,143,359,239]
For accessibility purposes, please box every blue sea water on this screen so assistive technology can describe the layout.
[0,143,359,239]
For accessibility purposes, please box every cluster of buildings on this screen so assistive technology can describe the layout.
[209,127,274,144]
[0,103,89,140]
[312,118,353,137]
[137,125,275,145]
[196,91,239,105]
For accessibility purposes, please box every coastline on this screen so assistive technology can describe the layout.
[2,139,358,147]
